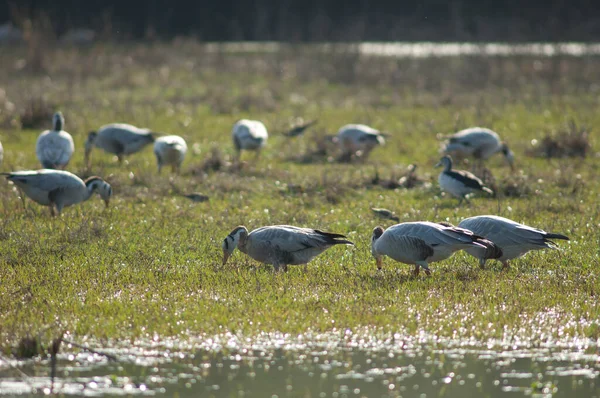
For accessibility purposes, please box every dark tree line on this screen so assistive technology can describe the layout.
[2,0,600,41]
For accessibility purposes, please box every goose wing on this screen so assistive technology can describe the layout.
[4,170,84,191]
[387,222,481,246]
[250,225,351,253]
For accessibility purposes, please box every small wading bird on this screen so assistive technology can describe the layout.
[2,169,112,216]
[371,207,400,222]
[36,111,74,169]
[182,192,209,202]
[458,215,569,269]
[335,124,386,160]
[222,225,354,272]
[436,155,493,204]
[370,221,489,276]
[283,119,318,137]
[442,127,515,170]
[153,135,187,174]
[231,119,268,161]
[84,123,155,168]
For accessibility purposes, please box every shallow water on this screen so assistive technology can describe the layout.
[1,331,598,397]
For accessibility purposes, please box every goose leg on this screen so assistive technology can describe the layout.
[416,261,430,276]
[303,263,308,273]
[412,265,420,276]
[479,258,487,269]
[117,154,124,164]
[501,261,510,271]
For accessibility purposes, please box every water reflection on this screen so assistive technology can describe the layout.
[0,336,598,397]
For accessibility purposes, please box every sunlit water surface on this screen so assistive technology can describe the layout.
[0,331,598,397]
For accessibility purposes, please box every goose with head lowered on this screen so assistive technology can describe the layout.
[371,221,489,276]
[153,135,187,174]
[458,215,569,270]
[222,225,354,272]
[231,119,268,161]
[335,124,385,160]
[2,169,112,216]
[442,127,514,170]
[84,123,155,168]
[435,155,493,204]
[36,111,74,169]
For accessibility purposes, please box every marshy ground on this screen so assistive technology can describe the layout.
[0,41,598,396]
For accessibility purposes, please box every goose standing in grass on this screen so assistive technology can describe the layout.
[336,124,385,160]
[84,123,155,168]
[36,112,74,169]
[443,127,515,170]
[232,119,268,161]
[222,225,354,272]
[436,155,493,204]
[153,135,187,174]
[371,222,488,276]
[2,169,112,216]
[458,215,569,270]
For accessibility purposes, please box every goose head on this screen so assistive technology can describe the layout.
[435,155,452,172]
[222,226,249,265]
[84,131,98,167]
[53,111,65,131]
[85,176,112,207]
[500,142,515,170]
[371,226,385,269]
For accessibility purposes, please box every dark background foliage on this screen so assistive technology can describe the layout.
[2,0,600,41]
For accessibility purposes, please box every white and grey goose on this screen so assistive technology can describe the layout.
[84,123,155,168]
[231,119,268,161]
[153,135,187,174]
[36,111,75,169]
[2,169,112,215]
[335,124,385,160]
[371,221,488,276]
[222,225,354,272]
[436,155,493,204]
[443,127,514,170]
[458,215,569,270]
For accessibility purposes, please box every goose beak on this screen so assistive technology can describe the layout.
[222,249,230,266]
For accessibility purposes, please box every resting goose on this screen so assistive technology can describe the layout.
[371,207,400,222]
[371,221,487,276]
[336,124,385,160]
[2,169,111,216]
[222,225,354,272]
[231,119,268,160]
[443,127,514,170]
[35,112,74,169]
[436,155,493,204]
[458,215,569,269]
[153,135,187,174]
[84,123,155,168]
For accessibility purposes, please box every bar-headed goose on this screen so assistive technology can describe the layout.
[283,119,318,137]
[232,119,268,160]
[435,155,493,204]
[153,135,187,174]
[458,215,569,269]
[336,124,385,160]
[36,112,74,169]
[222,225,354,272]
[371,221,487,276]
[84,123,155,168]
[2,169,112,216]
[443,127,514,170]
[371,207,400,222]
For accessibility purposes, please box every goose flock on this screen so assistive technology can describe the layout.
[0,110,570,275]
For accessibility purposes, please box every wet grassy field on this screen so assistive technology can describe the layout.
[0,41,598,396]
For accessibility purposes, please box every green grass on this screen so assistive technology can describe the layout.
[0,41,598,352]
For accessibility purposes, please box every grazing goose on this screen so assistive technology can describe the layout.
[36,112,75,169]
[443,127,514,170]
[232,119,268,161]
[458,215,569,269]
[222,225,354,272]
[336,124,385,160]
[84,123,155,168]
[436,155,493,204]
[283,119,318,137]
[153,135,187,174]
[371,207,400,222]
[371,221,487,276]
[2,169,112,216]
